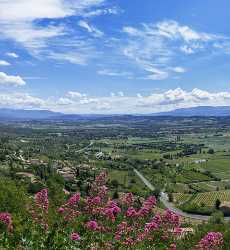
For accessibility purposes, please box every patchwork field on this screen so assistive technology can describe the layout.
[174,193,192,204]
[190,190,230,207]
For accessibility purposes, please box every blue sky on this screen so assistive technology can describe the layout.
[0,0,230,113]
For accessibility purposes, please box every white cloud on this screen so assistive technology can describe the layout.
[118,91,124,97]
[6,52,19,58]
[156,20,217,42]
[143,66,169,80]
[180,45,194,54]
[2,22,65,53]
[172,67,187,73]
[48,88,230,114]
[67,91,86,98]
[122,26,141,36]
[0,92,44,109]
[97,69,132,77]
[1,88,230,114]
[0,72,26,86]
[0,0,106,21]
[78,20,104,37]
[0,60,11,66]
[0,0,107,54]
[48,51,89,65]
[121,20,227,80]
[83,7,121,17]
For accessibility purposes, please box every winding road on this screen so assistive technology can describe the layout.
[75,141,94,153]
[134,168,230,222]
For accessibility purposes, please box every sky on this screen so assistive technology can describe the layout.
[0,0,230,114]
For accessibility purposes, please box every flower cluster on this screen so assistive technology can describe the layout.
[125,196,156,218]
[86,220,98,231]
[70,232,81,241]
[89,171,108,199]
[34,189,49,213]
[197,232,224,250]
[121,193,134,206]
[95,171,107,186]
[29,188,49,230]
[0,212,13,232]
[162,209,180,227]
[0,171,225,250]
[58,193,81,221]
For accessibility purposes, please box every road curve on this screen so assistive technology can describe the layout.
[134,169,155,191]
[134,168,230,222]
[76,141,94,153]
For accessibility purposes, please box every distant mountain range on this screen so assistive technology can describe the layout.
[0,106,230,120]
[153,106,230,117]
[0,109,62,120]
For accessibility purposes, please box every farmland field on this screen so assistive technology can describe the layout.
[1,116,230,219]
[174,193,192,204]
[190,190,230,206]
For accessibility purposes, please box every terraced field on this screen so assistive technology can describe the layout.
[191,190,230,206]
[174,193,191,204]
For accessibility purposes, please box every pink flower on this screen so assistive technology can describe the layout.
[197,232,224,250]
[86,220,98,231]
[163,209,180,227]
[87,196,101,206]
[136,232,146,242]
[31,189,50,230]
[98,185,108,198]
[121,193,134,206]
[70,232,81,241]
[144,221,159,233]
[58,207,65,213]
[126,207,137,218]
[95,171,107,185]
[0,212,13,232]
[123,237,134,247]
[170,243,177,249]
[173,227,183,235]
[143,196,156,208]
[66,193,80,207]
[35,189,49,213]
[102,201,121,221]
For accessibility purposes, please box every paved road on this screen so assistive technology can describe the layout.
[134,169,155,191]
[134,169,230,222]
[76,141,94,153]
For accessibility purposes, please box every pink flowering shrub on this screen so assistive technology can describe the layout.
[35,189,49,213]
[29,188,49,230]
[57,192,81,221]
[0,213,13,232]
[0,172,225,250]
[197,232,224,250]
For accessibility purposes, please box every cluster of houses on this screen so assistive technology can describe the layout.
[56,163,95,181]
[95,151,122,161]
[193,159,207,164]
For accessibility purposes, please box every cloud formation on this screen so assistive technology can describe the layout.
[121,20,228,80]
[0,60,11,66]
[78,20,104,37]
[0,0,108,54]
[53,88,230,113]
[6,52,19,58]
[0,92,44,109]
[39,88,230,114]
[0,72,26,86]
[1,88,230,113]
[0,1,229,81]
